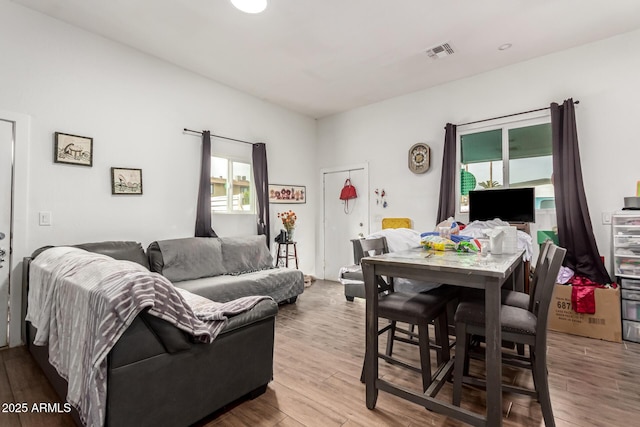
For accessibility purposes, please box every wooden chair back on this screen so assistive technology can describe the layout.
[528,240,553,312]
[531,244,566,347]
[356,237,392,293]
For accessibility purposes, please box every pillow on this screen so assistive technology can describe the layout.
[156,238,227,282]
[220,235,274,273]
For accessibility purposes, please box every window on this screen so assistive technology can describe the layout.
[211,156,253,213]
[458,118,554,214]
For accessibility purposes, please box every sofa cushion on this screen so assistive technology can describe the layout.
[173,267,304,304]
[220,235,274,273]
[155,238,227,282]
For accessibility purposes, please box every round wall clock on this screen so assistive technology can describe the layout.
[408,143,430,174]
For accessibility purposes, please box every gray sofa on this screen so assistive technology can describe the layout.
[147,235,305,304]
[22,237,300,427]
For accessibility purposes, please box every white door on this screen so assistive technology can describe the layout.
[323,166,368,281]
[0,120,14,347]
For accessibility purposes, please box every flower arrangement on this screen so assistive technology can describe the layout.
[277,210,297,231]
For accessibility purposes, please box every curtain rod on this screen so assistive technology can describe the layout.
[183,128,256,146]
[454,100,580,128]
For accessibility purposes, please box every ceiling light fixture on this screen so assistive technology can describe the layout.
[231,0,267,14]
[498,43,512,51]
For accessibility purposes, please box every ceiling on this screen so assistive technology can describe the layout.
[11,0,640,118]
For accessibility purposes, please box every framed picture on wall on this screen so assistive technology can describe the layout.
[54,132,93,167]
[111,167,143,195]
[269,184,306,204]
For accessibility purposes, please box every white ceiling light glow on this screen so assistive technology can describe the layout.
[231,0,267,14]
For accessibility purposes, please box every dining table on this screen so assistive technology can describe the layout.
[362,247,525,427]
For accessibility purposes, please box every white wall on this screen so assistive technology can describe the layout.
[0,0,318,344]
[317,29,640,278]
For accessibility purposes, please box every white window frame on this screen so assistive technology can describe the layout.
[456,111,552,221]
[211,155,255,215]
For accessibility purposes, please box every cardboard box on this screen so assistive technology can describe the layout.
[548,284,622,343]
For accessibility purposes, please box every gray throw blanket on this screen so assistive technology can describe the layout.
[26,247,271,427]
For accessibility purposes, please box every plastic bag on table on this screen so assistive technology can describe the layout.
[420,235,456,251]
[435,217,460,237]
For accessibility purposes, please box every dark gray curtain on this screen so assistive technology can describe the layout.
[252,143,270,247]
[551,99,611,284]
[194,130,218,238]
[436,123,457,223]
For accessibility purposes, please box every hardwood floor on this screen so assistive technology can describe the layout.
[2,279,640,426]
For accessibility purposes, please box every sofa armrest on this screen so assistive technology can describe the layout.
[222,298,278,333]
[29,241,149,269]
[109,298,278,368]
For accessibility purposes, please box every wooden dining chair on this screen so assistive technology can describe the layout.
[452,243,566,427]
[358,237,457,392]
[459,241,553,309]
[342,237,390,302]
[460,240,554,356]
[501,240,554,310]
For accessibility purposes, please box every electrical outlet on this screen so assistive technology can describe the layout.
[602,212,612,225]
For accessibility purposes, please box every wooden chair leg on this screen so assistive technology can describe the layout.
[452,321,467,406]
[408,323,416,341]
[417,323,432,392]
[534,350,555,427]
[385,320,396,357]
[530,346,538,393]
[463,334,472,377]
[434,313,450,367]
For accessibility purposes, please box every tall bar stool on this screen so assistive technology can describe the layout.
[452,244,566,426]
[359,237,457,392]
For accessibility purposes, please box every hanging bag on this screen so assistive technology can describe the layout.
[339,178,358,213]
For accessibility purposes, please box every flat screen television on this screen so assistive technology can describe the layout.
[468,187,535,223]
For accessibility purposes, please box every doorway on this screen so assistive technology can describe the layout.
[322,164,369,281]
[0,119,14,347]
[0,110,28,348]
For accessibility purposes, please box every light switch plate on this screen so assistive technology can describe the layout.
[602,212,612,225]
[39,211,52,226]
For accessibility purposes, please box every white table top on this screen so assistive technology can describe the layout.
[362,247,524,278]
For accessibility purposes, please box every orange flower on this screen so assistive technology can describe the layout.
[277,210,297,229]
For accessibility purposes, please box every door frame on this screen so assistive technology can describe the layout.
[0,110,30,347]
[318,163,369,280]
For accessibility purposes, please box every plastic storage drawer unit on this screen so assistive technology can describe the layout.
[622,299,640,321]
[622,289,640,301]
[621,278,640,290]
[613,213,640,342]
[623,320,640,343]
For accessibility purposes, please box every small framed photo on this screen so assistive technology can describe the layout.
[54,132,93,167]
[269,184,306,204]
[111,167,143,195]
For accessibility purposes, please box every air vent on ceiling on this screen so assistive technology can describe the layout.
[425,42,455,60]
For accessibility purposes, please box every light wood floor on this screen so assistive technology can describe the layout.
[2,280,640,426]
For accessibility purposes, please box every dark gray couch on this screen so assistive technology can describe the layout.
[147,235,305,304]
[23,240,280,427]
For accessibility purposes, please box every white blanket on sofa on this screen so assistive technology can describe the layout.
[26,247,270,427]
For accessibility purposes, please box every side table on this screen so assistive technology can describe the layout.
[275,241,299,269]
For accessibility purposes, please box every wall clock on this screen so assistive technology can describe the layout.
[408,143,430,174]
